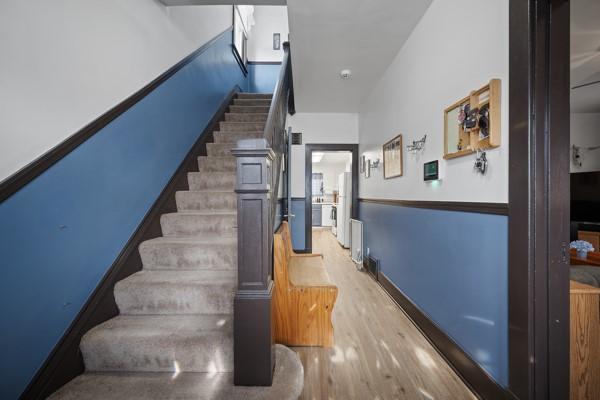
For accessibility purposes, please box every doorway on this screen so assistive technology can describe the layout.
[304,144,358,253]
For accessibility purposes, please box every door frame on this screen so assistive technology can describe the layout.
[304,144,359,253]
[508,0,570,399]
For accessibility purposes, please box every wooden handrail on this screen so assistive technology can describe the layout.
[232,42,294,386]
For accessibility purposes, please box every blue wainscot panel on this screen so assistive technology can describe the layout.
[290,198,306,250]
[359,201,508,387]
[0,31,247,399]
[248,62,281,93]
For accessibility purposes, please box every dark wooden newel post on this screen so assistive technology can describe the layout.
[232,138,275,386]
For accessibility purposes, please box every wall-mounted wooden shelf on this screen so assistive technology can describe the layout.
[444,79,501,160]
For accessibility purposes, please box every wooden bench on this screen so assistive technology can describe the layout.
[273,222,338,347]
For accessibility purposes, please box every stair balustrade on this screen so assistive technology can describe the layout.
[232,42,295,386]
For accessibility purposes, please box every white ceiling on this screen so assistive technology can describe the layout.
[160,0,286,5]
[287,0,433,113]
[571,0,600,113]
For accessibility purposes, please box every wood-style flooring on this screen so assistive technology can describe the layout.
[292,228,476,400]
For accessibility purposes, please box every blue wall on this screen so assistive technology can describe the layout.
[0,31,250,399]
[290,198,306,250]
[248,63,281,93]
[359,201,508,387]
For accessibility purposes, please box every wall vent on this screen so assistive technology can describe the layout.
[291,132,302,145]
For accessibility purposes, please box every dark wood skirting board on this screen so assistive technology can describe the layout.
[378,273,515,400]
[0,26,234,204]
[359,198,508,216]
[20,86,240,400]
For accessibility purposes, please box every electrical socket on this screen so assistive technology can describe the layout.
[366,247,370,256]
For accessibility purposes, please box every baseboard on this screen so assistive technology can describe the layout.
[20,86,241,400]
[378,272,514,400]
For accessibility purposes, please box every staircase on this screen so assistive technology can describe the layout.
[50,93,303,400]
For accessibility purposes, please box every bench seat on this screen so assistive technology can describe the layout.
[273,222,338,347]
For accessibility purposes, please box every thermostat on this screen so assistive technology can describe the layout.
[424,160,439,181]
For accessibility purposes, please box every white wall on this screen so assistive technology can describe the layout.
[571,113,600,172]
[358,0,509,203]
[0,1,232,181]
[313,157,351,196]
[247,6,289,62]
[288,113,359,197]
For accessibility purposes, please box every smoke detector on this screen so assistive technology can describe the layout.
[340,69,352,80]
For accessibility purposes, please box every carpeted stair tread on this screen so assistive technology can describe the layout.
[232,98,271,107]
[219,121,266,132]
[139,237,237,270]
[225,113,268,122]
[236,92,273,99]
[229,105,270,113]
[115,270,235,315]
[175,191,237,212]
[80,314,233,373]
[187,171,235,190]
[160,212,237,237]
[49,345,303,400]
[214,131,264,143]
[197,156,236,172]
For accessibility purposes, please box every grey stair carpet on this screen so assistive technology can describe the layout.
[50,93,303,399]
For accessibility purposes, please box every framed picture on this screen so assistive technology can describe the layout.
[383,134,403,179]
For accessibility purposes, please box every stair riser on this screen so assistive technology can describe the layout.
[176,191,236,212]
[219,122,265,132]
[233,99,271,107]
[197,156,236,172]
[188,172,235,191]
[140,242,237,270]
[160,214,237,237]
[214,132,263,143]
[206,144,235,158]
[81,327,233,373]
[225,113,268,122]
[229,105,270,114]
[115,282,235,315]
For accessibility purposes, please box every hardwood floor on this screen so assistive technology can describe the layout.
[292,228,476,400]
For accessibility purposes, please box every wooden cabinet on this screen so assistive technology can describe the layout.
[570,281,600,399]
[578,230,600,251]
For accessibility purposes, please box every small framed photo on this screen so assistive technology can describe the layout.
[383,134,403,179]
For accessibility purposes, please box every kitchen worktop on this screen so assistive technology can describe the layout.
[312,202,336,206]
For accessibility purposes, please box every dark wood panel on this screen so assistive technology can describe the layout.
[20,87,240,400]
[0,27,233,203]
[359,198,508,216]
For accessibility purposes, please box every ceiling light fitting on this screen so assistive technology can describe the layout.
[340,69,352,80]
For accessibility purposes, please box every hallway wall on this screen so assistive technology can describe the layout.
[357,0,509,387]
[0,30,247,400]
[287,112,359,250]
[0,1,233,181]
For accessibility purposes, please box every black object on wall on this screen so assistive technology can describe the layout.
[0,27,234,204]
[20,87,240,400]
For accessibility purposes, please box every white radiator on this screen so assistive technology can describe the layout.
[350,219,363,269]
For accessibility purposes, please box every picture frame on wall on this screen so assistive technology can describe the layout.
[383,134,403,179]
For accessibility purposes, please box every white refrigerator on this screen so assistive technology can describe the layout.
[337,172,352,248]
